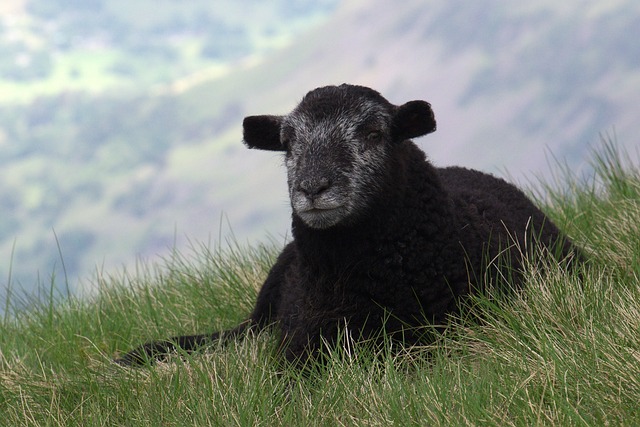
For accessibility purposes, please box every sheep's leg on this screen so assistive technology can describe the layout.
[248,242,294,326]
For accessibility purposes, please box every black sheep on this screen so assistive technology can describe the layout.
[116,84,579,366]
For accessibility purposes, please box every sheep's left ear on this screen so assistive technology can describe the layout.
[243,115,285,151]
[392,100,436,141]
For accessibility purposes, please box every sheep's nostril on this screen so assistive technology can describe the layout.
[299,178,331,198]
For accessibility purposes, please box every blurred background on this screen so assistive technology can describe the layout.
[1,0,639,302]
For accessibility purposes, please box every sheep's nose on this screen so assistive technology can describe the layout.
[299,178,331,198]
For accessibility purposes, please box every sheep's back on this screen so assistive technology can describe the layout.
[436,166,570,284]
[437,166,547,235]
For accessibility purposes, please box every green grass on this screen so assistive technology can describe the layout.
[1,140,639,426]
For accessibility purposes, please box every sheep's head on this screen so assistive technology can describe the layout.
[243,84,436,229]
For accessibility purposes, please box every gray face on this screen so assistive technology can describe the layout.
[281,91,394,229]
[243,84,436,229]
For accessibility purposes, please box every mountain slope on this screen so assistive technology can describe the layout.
[1,0,639,297]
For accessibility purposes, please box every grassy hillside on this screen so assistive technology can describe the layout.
[0,141,638,426]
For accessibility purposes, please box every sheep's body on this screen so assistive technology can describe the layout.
[116,84,578,366]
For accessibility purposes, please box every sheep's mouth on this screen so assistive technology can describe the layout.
[296,205,347,229]
[294,197,343,213]
[306,206,339,213]
[298,206,342,217]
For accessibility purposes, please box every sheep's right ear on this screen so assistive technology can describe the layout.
[243,115,285,151]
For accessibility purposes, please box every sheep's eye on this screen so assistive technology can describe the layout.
[366,131,382,141]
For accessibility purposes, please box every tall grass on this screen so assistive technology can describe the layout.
[1,140,638,426]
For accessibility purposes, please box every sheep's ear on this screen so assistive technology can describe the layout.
[243,115,285,151]
[392,100,436,141]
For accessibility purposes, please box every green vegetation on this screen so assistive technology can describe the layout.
[0,141,638,425]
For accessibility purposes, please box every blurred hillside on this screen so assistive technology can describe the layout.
[1,0,639,298]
